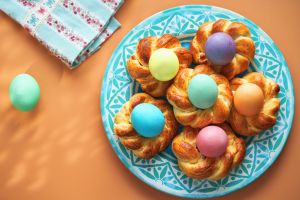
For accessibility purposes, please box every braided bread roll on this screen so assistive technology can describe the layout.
[127,34,193,97]
[167,64,233,128]
[190,19,255,79]
[172,123,245,180]
[114,93,178,159]
[228,72,280,136]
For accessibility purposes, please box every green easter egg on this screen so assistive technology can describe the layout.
[188,74,218,109]
[149,48,179,81]
[9,74,40,112]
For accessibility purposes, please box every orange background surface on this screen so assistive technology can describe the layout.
[0,0,299,200]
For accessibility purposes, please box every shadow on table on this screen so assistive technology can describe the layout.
[0,87,102,193]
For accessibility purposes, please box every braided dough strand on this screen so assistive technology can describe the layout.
[228,72,280,136]
[127,34,193,97]
[114,93,178,159]
[190,19,255,79]
[172,123,245,180]
[167,64,233,128]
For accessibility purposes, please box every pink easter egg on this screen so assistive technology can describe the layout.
[196,126,228,158]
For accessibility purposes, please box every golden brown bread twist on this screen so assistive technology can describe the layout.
[190,19,255,79]
[167,64,233,128]
[114,93,178,159]
[228,72,280,136]
[172,123,245,180]
[127,34,193,97]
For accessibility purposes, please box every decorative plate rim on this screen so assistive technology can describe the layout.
[100,5,295,198]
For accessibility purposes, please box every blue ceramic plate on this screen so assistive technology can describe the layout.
[101,5,294,198]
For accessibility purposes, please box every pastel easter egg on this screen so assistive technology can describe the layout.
[188,74,218,109]
[9,74,40,112]
[196,126,228,158]
[149,48,179,81]
[234,83,264,116]
[205,32,236,66]
[131,103,165,138]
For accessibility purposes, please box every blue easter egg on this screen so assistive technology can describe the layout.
[205,32,236,66]
[188,74,218,109]
[131,103,165,138]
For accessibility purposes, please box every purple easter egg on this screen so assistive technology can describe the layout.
[205,32,236,65]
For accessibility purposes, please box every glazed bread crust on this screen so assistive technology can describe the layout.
[114,93,178,159]
[127,34,193,97]
[172,123,245,180]
[167,64,233,128]
[228,72,280,136]
[190,19,255,79]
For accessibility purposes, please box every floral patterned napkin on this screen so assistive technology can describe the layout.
[0,0,124,69]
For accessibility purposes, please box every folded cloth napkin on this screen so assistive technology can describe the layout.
[0,0,124,68]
